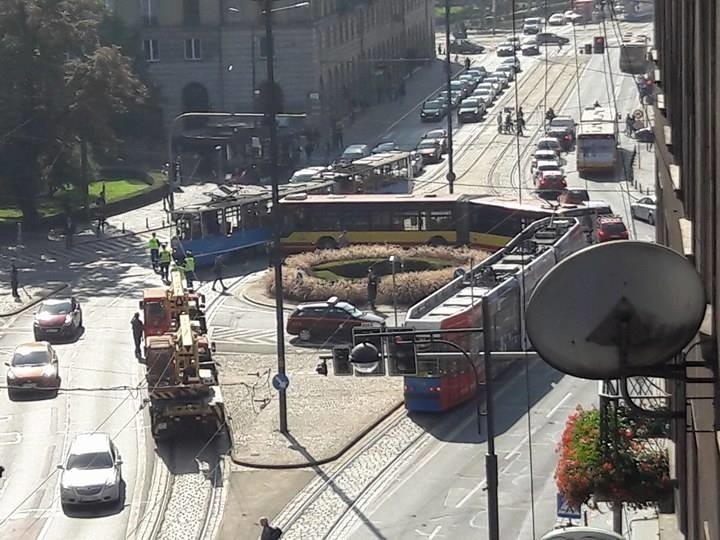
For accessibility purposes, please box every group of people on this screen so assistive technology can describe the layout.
[497,107,526,136]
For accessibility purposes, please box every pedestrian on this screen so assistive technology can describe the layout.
[367,268,378,309]
[517,107,524,121]
[497,112,503,133]
[184,250,196,289]
[148,232,160,271]
[10,263,19,301]
[338,230,349,249]
[545,107,556,124]
[259,517,282,540]
[212,255,227,291]
[464,57,471,70]
[96,192,107,236]
[626,113,635,136]
[131,312,144,358]
[558,40,563,52]
[438,43,443,56]
[159,243,172,281]
[504,112,513,134]
[516,115,525,136]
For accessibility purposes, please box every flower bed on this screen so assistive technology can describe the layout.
[266,244,489,306]
[556,407,673,510]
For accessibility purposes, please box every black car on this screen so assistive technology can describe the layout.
[457,98,485,123]
[449,40,486,54]
[546,126,574,151]
[536,32,570,46]
[420,100,445,122]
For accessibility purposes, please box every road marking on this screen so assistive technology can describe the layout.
[546,391,573,418]
[455,478,487,508]
[0,432,21,445]
[415,525,444,539]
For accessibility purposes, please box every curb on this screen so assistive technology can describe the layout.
[241,288,296,312]
[0,283,69,317]
[228,401,404,470]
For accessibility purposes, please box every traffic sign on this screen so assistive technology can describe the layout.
[556,493,581,519]
[272,373,289,391]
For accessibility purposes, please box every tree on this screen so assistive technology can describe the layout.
[0,0,146,224]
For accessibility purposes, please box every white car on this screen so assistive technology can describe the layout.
[531,149,563,170]
[59,433,123,509]
[523,17,542,34]
[630,196,656,224]
[495,65,516,82]
[471,88,494,106]
[476,82,498,100]
[548,13,566,25]
[484,75,507,91]
[289,166,326,183]
[533,159,563,180]
[496,42,516,57]
[564,10,583,24]
[537,137,563,157]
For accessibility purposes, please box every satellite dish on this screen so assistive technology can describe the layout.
[526,241,705,379]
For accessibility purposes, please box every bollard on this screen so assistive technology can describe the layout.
[16,223,22,246]
[146,217,149,229]
[122,222,125,233]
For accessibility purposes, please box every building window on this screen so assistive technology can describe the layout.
[141,0,156,26]
[183,0,200,26]
[144,39,159,61]
[185,38,202,60]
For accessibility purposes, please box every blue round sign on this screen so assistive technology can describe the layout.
[272,373,289,391]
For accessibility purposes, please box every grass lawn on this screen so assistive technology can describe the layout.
[89,178,152,202]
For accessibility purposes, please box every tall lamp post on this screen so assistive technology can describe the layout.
[443,0,455,193]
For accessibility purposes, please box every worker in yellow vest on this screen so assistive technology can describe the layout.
[184,251,196,289]
[148,233,160,271]
[158,244,172,281]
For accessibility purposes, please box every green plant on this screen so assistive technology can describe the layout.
[556,407,673,510]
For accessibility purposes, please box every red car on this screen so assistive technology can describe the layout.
[597,216,629,242]
[536,170,567,197]
[6,342,61,398]
[287,297,383,343]
[33,298,83,341]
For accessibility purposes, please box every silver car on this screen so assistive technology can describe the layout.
[630,196,656,224]
[59,433,123,508]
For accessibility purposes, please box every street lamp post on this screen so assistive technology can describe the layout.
[443,0,455,193]
[389,255,398,326]
[214,145,224,183]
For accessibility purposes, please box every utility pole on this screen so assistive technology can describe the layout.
[482,296,500,540]
[444,0,455,193]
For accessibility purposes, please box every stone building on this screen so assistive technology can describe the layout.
[115,0,435,132]
[653,1,720,539]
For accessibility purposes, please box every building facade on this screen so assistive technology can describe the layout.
[115,0,435,132]
[653,1,719,539]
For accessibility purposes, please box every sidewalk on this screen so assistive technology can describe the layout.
[0,282,67,317]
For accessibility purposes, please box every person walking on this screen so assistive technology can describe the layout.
[148,233,160,271]
[184,250,196,289]
[212,255,227,291]
[131,312,144,358]
[366,268,378,309]
[10,263,19,301]
[516,115,526,136]
[497,111,503,133]
[464,57,471,70]
[626,113,636,136]
[259,517,282,540]
[96,192,107,236]
[504,111,513,134]
[158,244,172,282]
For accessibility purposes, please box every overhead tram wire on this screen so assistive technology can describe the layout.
[510,0,523,204]
[569,13,591,195]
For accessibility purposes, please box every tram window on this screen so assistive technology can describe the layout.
[224,207,240,235]
[392,211,423,231]
[426,210,453,230]
[314,211,341,230]
[344,209,370,230]
[370,210,392,230]
[201,210,222,236]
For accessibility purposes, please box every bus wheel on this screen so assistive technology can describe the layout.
[428,236,448,246]
[317,237,338,250]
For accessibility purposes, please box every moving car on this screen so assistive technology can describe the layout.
[371,141,398,154]
[523,17,542,34]
[471,88,494,107]
[340,144,371,162]
[597,216,630,242]
[500,56,522,73]
[289,166,326,183]
[59,432,123,509]
[536,32,570,46]
[475,82,497,100]
[457,98,485,123]
[33,298,83,341]
[537,136,564,156]
[521,39,540,56]
[564,10,583,24]
[630,196,656,224]
[536,170,567,196]
[495,65,516,82]
[546,125,574,151]
[558,188,590,204]
[423,129,448,153]
[548,13,566,25]
[286,297,383,342]
[506,35,522,50]
[6,342,60,398]
[532,149,563,170]
[496,42,516,57]
[449,39,486,55]
[415,139,443,164]
[420,100,446,122]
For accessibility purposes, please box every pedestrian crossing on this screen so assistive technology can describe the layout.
[210,327,285,346]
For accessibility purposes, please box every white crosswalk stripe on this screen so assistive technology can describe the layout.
[210,327,285,346]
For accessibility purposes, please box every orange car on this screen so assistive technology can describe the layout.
[6,342,60,398]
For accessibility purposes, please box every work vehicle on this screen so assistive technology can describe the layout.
[457,98,485,123]
[577,106,619,174]
[140,270,207,338]
[420,99,446,121]
[144,312,224,440]
[403,217,589,411]
[33,298,83,341]
[596,216,629,242]
[6,342,60,398]
[630,196,656,224]
[523,17,542,34]
[278,193,612,252]
[415,139,443,164]
[59,433,123,509]
[422,129,448,153]
[287,297,383,342]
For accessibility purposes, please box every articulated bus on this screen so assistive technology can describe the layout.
[576,106,619,175]
[279,193,612,251]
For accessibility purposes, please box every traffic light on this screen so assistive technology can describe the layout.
[593,36,605,54]
[352,326,386,376]
[331,347,352,376]
[387,329,418,376]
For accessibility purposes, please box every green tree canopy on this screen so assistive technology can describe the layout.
[0,0,147,224]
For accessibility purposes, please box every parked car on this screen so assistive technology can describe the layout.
[548,13,566,25]
[59,432,123,509]
[438,90,463,109]
[286,297,383,342]
[500,56,522,72]
[457,98,485,123]
[521,40,540,56]
[630,196,656,224]
[496,42,516,57]
[340,144,371,162]
[449,39,486,55]
[537,136,564,156]
[420,100,446,122]
[450,79,471,99]
[484,75,507,91]
[371,141,398,154]
[523,17,542,34]
[6,342,60,398]
[596,216,629,242]
[423,129,448,153]
[289,166,326,183]
[458,73,480,90]
[533,159,564,182]
[33,298,83,341]
[537,32,570,46]
[465,68,487,83]
[415,139,443,164]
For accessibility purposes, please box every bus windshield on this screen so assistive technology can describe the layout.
[578,137,616,154]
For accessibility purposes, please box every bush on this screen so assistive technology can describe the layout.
[266,244,489,306]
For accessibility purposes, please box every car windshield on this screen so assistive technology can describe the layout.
[40,301,72,315]
[337,302,363,317]
[418,140,437,149]
[525,18,540,24]
[426,130,445,138]
[551,118,574,129]
[12,350,50,366]
[375,143,394,151]
[423,102,441,110]
[67,451,113,470]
